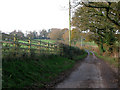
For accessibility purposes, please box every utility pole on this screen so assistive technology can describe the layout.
[69,0,71,46]
[81,36,82,47]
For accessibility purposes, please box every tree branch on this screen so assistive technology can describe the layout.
[73,2,81,8]
[82,2,120,29]
[82,2,109,9]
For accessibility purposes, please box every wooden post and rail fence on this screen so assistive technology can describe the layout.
[1,34,63,56]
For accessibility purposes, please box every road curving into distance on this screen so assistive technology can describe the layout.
[55,50,118,88]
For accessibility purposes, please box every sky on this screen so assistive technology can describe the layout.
[0,0,69,34]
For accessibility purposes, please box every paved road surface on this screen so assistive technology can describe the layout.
[56,51,118,88]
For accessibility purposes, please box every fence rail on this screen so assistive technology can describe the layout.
[1,38,63,56]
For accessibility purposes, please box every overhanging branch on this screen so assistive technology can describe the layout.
[82,2,120,29]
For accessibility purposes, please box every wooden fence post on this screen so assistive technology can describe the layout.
[28,37,31,53]
[57,45,59,55]
[40,40,42,53]
[40,40,41,45]
[55,44,57,55]
[14,34,16,48]
[38,41,41,54]
[53,44,55,54]
[48,42,49,54]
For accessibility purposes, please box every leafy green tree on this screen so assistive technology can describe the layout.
[39,29,48,39]
[10,30,25,40]
[32,31,38,39]
[73,1,120,29]
[72,2,119,54]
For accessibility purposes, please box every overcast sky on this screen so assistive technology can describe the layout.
[0,0,69,34]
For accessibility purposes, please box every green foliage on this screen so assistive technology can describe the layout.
[39,29,48,39]
[2,40,88,88]
[94,52,118,68]
[2,34,88,88]
[3,55,75,88]
[75,41,98,46]
[89,52,93,55]
[59,43,87,60]
[34,39,56,44]
[72,2,119,55]
[3,39,56,51]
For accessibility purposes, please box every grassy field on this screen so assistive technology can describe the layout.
[3,40,98,49]
[34,39,56,43]
[2,39,60,59]
[19,40,28,44]
[76,41,98,46]
[3,39,56,49]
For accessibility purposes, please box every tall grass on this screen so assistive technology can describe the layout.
[2,42,88,88]
[3,55,75,88]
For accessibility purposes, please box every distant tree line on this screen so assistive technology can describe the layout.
[2,28,70,41]
[2,29,48,40]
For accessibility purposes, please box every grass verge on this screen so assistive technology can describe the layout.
[2,44,88,88]
[89,52,93,55]
[73,51,88,61]
[3,53,87,88]
[3,55,75,88]
[94,52,118,68]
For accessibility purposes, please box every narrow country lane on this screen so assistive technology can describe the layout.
[55,51,118,88]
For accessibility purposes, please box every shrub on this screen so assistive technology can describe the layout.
[59,43,87,60]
